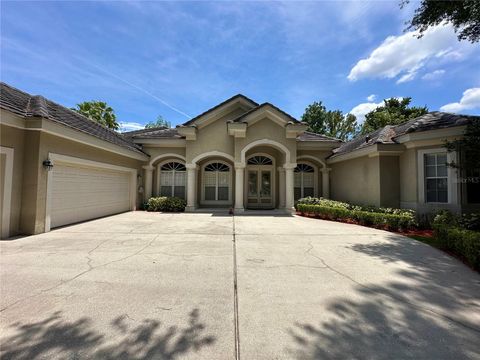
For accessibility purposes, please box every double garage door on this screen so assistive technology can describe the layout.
[50,163,132,228]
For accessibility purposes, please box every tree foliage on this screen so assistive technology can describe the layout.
[301,101,358,141]
[361,98,428,134]
[72,101,119,130]
[403,0,480,43]
[445,119,480,171]
[145,115,172,129]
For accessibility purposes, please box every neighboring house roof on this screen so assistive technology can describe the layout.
[122,126,184,139]
[296,131,342,142]
[0,82,145,155]
[230,102,302,124]
[330,112,479,159]
[181,94,258,127]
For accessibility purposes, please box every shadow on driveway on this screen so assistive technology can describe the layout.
[1,309,215,360]
[287,234,480,359]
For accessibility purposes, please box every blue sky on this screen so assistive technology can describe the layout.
[1,1,479,131]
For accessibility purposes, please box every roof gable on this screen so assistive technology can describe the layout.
[180,94,258,128]
[230,103,301,126]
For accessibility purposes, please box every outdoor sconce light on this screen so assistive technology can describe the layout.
[42,159,54,171]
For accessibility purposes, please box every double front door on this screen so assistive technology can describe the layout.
[247,168,273,209]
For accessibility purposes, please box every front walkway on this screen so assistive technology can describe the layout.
[1,212,479,359]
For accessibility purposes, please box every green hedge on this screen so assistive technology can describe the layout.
[296,203,416,231]
[146,197,186,212]
[433,224,480,270]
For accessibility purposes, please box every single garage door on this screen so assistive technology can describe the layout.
[50,163,131,228]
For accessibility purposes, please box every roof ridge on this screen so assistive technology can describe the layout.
[180,94,258,127]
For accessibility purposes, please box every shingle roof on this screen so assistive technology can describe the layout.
[296,131,342,142]
[0,82,146,155]
[122,126,184,139]
[330,112,479,159]
[181,94,258,127]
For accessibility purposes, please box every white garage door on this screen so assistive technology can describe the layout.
[50,164,131,228]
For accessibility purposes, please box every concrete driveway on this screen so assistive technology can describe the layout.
[1,212,479,359]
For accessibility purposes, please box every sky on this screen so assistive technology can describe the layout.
[1,1,479,132]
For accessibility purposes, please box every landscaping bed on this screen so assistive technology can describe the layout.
[296,197,480,271]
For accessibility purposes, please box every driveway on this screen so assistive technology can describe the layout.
[1,212,479,359]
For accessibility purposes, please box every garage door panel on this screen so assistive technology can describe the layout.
[51,164,131,228]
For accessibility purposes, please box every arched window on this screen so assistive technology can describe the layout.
[294,163,315,200]
[203,162,231,202]
[159,162,186,198]
[247,156,273,165]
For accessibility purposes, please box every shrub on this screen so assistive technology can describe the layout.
[146,197,186,212]
[433,224,480,270]
[296,197,416,218]
[296,203,416,231]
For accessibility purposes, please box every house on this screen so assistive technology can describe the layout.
[1,82,478,238]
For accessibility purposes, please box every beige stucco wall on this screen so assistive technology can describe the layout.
[1,124,25,236]
[379,156,400,208]
[330,155,381,206]
[399,148,417,208]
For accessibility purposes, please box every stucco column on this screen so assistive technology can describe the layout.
[186,164,197,212]
[321,168,331,199]
[284,163,296,212]
[143,165,154,201]
[277,167,285,209]
[234,163,245,212]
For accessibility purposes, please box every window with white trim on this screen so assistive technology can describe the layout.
[424,153,448,203]
[160,162,186,198]
[294,163,315,200]
[204,162,230,201]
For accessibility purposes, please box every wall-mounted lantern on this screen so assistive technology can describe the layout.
[42,159,54,171]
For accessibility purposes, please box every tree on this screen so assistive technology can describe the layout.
[361,98,428,134]
[72,101,119,130]
[403,0,480,43]
[145,115,171,129]
[301,101,358,141]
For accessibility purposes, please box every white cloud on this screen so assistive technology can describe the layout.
[367,94,376,102]
[349,101,383,124]
[119,121,145,132]
[348,24,471,83]
[421,69,445,80]
[440,88,480,113]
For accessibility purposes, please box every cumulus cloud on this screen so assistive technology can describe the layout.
[119,121,145,132]
[348,24,469,84]
[349,101,383,124]
[367,94,376,102]
[440,88,480,113]
[421,69,446,80]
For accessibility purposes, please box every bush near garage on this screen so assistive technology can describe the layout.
[146,197,186,212]
[433,210,480,270]
[295,197,417,231]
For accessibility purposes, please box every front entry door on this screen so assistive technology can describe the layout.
[247,169,273,209]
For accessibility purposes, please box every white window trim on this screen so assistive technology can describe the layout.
[45,153,137,232]
[201,160,233,205]
[0,146,14,239]
[156,159,186,198]
[417,148,458,205]
[245,153,276,208]
[294,161,318,199]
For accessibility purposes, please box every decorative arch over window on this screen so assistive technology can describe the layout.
[159,161,186,198]
[294,163,316,200]
[202,161,232,203]
[247,155,273,165]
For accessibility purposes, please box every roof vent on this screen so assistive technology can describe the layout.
[365,135,370,143]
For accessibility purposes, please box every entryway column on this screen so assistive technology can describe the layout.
[284,163,296,212]
[278,167,285,208]
[321,168,331,198]
[186,164,197,212]
[143,165,154,201]
[234,163,245,212]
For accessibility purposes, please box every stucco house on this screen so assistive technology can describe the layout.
[1,82,479,238]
